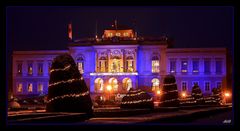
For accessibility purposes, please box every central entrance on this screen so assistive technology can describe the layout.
[109,77,118,92]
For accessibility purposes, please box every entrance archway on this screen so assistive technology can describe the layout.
[109,77,118,92]
[95,78,104,92]
[122,78,132,91]
[152,78,160,91]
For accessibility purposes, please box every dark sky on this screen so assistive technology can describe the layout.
[6,6,233,51]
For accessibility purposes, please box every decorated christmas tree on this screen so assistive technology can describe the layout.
[46,53,93,116]
[160,75,179,107]
[191,84,205,105]
[121,88,154,109]
[211,87,223,105]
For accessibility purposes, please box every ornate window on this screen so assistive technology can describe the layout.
[192,59,199,73]
[122,78,132,91]
[152,78,160,91]
[181,81,187,91]
[216,59,222,74]
[27,83,33,93]
[38,83,43,93]
[170,60,176,73]
[17,83,23,93]
[77,55,84,74]
[204,59,211,74]
[216,82,222,89]
[181,60,188,73]
[99,56,107,72]
[38,63,43,75]
[17,61,22,75]
[126,56,134,72]
[109,78,118,92]
[95,78,104,92]
[27,62,33,75]
[204,82,210,92]
[152,56,159,73]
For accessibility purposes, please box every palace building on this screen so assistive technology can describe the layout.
[12,23,231,101]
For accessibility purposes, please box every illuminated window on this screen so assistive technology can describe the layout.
[116,33,121,36]
[107,33,113,37]
[99,57,107,72]
[216,60,222,74]
[170,60,176,73]
[192,60,199,73]
[95,78,104,92]
[38,83,43,93]
[17,62,22,75]
[216,82,222,88]
[17,83,23,93]
[111,58,120,72]
[181,60,188,73]
[38,63,43,75]
[77,56,84,74]
[122,78,132,91]
[181,82,187,91]
[204,82,210,91]
[204,59,211,74]
[152,56,159,73]
[28,63,33,75]
[123,32,129,36]
[126,56,134,72]
[109,78,118,92]
[152,78,160,91]
[27,83,33,93]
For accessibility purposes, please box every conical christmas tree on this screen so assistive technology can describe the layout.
[121,88,154,109]
[160,75,179,107]
[46,53,93,116]
[211,87,223,105]
[191,84,204,105]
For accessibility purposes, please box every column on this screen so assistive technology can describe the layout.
[120,49,124,72]
[188,58,192,75]
[43,60,48,77]
[107,50,111,72]
[211,57,215,75]
[135,49,137,72]
[95,50,98,72]
[176,58,181,75]
[199,58,204,75]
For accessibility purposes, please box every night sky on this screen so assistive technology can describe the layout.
[6,6,233,75]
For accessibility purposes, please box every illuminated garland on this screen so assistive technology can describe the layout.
[121,98,153,104]
[159,98,179,104]
[126,91,146,97]
[47,91,89,103]
[163,83,176,86]
[49,78,81,87]
[129,89,142,93]
[50,65,71,73]
[180,100,196,104]
[192,93,202,96]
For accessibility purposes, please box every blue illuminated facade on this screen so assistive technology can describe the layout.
[12,28,229,101]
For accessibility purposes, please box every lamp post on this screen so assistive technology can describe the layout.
[224,91,231,104]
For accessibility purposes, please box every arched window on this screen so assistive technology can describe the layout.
[152,78,160,91]
[122,78,132,91]
[111,56,121,72]
[95,78,104,92]
[126,56,134,72]
[76,55,84,74]
[109,78,118,92]
[99,56,107,72]
[152,56,160,73]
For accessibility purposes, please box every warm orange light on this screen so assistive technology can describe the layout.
[182,92,186,98]
[107,85,112,91]
[157,90,161,95]
[224,92,231,97]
